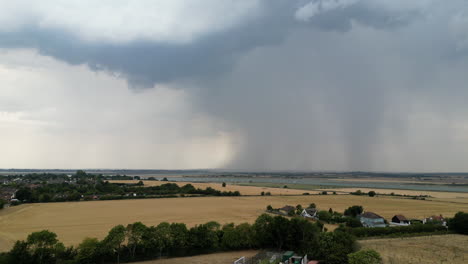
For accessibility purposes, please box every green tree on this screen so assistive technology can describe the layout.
[344,206,364,217]
[15,187,33,202]
[253,214,274,247]
[8,240,33,264]
[76,237,101,264]
[126,222,148,259]
[368,191,376,197]
[345,217,363,228]
[221,223,253,249]
[318,211,332,222]
[348,249,382,264]
[102,225,126,264]
[449,211,468,234]
[169,223,189,256]
[27,230,60,264]
[76,170,87,177]
[318,231,356,264]
[266,205,273,211]
[222,182,226,187]
[309,203,316,208]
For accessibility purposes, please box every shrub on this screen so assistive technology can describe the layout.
[449,211,468,234]
[348,249,382,264]
[368,191,376,197]
[348,224,447,238]
[344,206,363,217]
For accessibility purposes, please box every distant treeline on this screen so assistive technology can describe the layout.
[2,171,240,204]
[0,214,357,264]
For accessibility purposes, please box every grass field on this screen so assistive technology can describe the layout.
[359,234,468,264]
[317,187,468,199]
[109,180,314,195]
[1,195,468,252]
[129,250,258,264]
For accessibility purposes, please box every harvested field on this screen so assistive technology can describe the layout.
[359,235,468,264]
[109,180,314,195]
[1,195,468,252]
[129,250,258,264]
[318,187,468,199]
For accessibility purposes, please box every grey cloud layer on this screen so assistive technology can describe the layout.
[2,0,468,171]
[0,0,432,88]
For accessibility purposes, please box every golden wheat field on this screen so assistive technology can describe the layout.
[108,180,313,195]
[1,195,468,252]
[319,187,468,199]
[359,235,468,264]
[129,250,258,264]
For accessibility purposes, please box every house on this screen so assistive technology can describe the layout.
[390,214,411,226]
[282,252,308,264]
[279,205,296,215]
[0,188,17,202]
[423,215,447,226]
[301,208,318,219]
[359,212,386,228]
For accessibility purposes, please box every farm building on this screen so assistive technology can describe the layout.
[359,212,386,228]
[279,205,296,215]
[390,214,411,226]
[423,215,447,226]
[282,251,308,264]
[301,208,318,219]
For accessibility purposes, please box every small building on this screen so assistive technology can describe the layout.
[301,208,318,219]
[279,205,296,216]
[282,252,308,264]
[359,212,386,228]
[423,215,447,226]
[390,214,411,226]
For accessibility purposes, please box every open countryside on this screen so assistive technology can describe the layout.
[109,180,313,195]
[359,234,468,264]
[1,193,468,252]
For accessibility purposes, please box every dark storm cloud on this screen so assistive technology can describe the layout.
[2,0,468,171]
[0,0,423,88]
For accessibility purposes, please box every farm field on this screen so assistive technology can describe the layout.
[317,187,468,199]
[359,234,468,264]
[1,195,468,252]
[109,180,314,195]
[129,250,258,264]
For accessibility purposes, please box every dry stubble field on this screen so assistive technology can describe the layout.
[359,235,468,264]
[108,180,314,195]
[1,194,468,252]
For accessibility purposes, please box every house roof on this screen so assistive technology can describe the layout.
[427,215,445,221]
[281,205,295,212]
[393,214,408,221]
[304,208,317,214]
[360,212,384,219]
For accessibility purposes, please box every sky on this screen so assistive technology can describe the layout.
[1,0,468,171]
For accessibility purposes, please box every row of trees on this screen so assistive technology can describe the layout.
[0,214,358,264]
[13,182,240,204]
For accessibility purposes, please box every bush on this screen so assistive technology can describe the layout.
[449,211,468,234]
[348,249,382,264]
[348,224,447,238]
[318,231,356,264]
[368,191,376,197]
[344,206,363,217]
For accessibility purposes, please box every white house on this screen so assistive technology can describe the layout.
[301,208,318,219]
